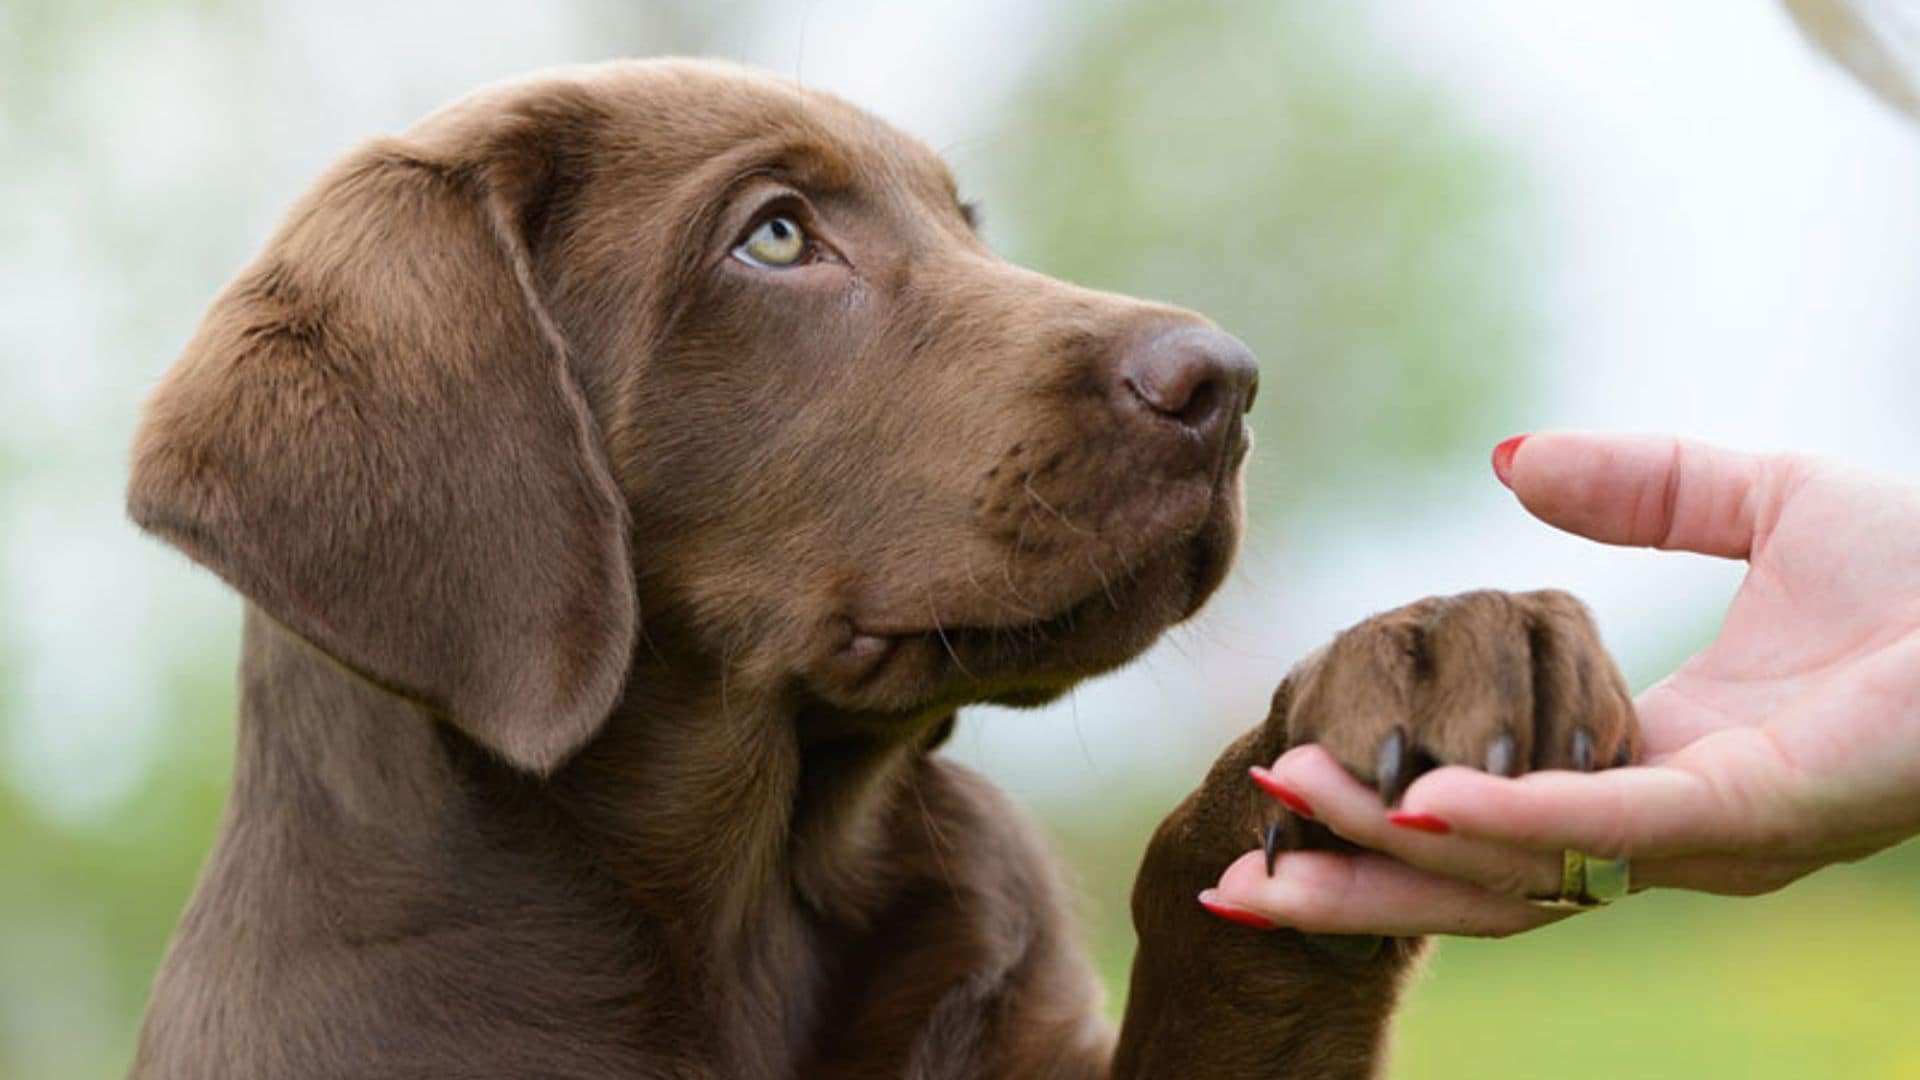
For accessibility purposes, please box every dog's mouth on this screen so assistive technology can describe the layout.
[808,501,1238,719]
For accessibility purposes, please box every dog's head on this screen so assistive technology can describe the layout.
[129,60,1255,770]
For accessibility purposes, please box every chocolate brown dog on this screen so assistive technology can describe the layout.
[127,60,1637,1078]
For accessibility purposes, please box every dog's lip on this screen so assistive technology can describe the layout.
[849,609,1066,642]
[826,465,1242,692]
[845,478,1238,648]
[829,586,1108,691]
[823,535,1212,697]
[820,624,898,684]
[836,626,895,658]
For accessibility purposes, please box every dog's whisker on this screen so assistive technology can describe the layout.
[924,583,977,680]
[1022,474,1092,538]
[953,551,1043,626]
[1067,686,1099,777]
[996,534,1041,615]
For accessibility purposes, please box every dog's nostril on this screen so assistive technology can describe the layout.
[1172,377,1220,429]
[1125,373,1219,428]
[1120,326,1259,440]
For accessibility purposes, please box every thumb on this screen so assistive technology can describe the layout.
[1492,432,1781,559]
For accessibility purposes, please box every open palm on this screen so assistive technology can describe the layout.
[1641,447,1920,878]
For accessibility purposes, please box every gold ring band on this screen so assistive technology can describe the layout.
[1583,854,1631,903]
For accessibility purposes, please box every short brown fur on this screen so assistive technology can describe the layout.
[127,60,1636,1079]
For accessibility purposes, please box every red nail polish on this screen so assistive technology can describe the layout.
[1491,433,1529,489]
[1198,891,1277,930]
[1387,811,1452,835]
[1249,765,1315,818]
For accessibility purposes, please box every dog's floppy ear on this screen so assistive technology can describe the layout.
[128,89,635,773]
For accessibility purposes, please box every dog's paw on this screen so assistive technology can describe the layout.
[1280,589,1639,809]
[1132,590,1635,962]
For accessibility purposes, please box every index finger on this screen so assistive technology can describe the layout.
[1499,432,1787,560]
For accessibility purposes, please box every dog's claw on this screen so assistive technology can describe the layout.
[1484,733,1516,777]
[1376,727,1410,807]
[1570,727,1595,772]
[1263,819,1284,876]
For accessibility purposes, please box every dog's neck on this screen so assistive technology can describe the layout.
[231,606,466,833]
[228,607,950,1074]
[555,648,938,934]
[228,595,940,976]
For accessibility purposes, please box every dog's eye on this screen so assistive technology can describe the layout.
[734,215,809,268]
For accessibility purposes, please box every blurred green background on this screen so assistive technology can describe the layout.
[3,1,1917,1077]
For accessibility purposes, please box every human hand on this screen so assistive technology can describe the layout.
[1207,432,1920,937]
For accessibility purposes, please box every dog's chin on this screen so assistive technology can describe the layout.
[802,502,1240,727]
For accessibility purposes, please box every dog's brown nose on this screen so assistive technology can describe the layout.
[1120,325,1259,447]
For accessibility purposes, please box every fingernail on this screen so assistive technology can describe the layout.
[1491,433,1529,489]
[1386,810,1451,834]
[1249,765,1315,818]
[1198,890,1277,930]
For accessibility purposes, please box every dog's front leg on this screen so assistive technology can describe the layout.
[1109,710,1419,1080]
[1111,590,1638,1079]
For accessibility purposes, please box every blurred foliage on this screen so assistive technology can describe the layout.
[0,648,235,1079]
[987,0,1534,517]
[1392,850,1920,1080]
